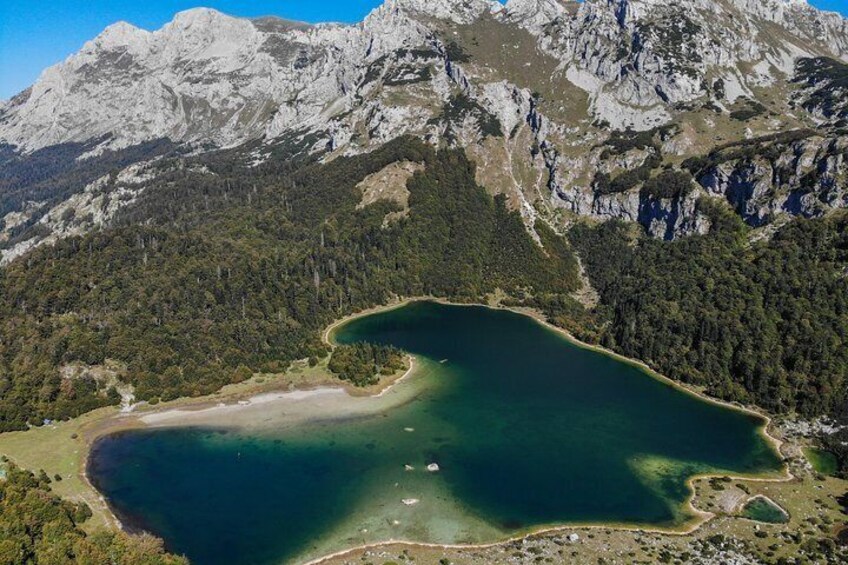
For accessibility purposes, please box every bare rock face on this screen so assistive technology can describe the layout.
[4,0,846,153]
[696,133,848,225]
[507,0,848,129]
[2,0,848,259]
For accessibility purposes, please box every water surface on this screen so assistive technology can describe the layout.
[740,497,789,524]
[804,446,839,476]
[89,301,782,564]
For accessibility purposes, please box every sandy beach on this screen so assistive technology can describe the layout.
[135,357,420,431]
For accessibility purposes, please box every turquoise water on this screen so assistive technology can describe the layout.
[89,301,782,564]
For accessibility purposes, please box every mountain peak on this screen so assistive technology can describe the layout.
[505,0,570,14]
[504,0,571,29]
[170,7,233,27]
[379,0,500,24]
[3,0,848,155]
[91,20,149,50]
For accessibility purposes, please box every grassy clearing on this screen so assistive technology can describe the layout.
[0,406,120,531]
[805,446,840,476]
[0,357,369,534]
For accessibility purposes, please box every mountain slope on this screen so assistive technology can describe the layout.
[0,138,579,432]
[3,0,846,153]
[2,0,848,263]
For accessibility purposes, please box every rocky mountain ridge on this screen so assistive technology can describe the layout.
[4,0,846,152]
[1,0,848,262]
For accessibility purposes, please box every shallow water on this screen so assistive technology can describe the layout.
[741,497,789,524]
[89,301,782,564]
[804,446,839,476]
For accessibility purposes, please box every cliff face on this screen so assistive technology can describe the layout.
[2,0,848,261]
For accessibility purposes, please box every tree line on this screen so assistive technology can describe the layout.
[567,204,848,417]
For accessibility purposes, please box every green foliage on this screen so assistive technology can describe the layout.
[823,430,848,478]
[599,125,676,158]
[444,41,470,63]
[0,137,176,248]
[328,342,405,386]
[634,15,702,78]
[384,65,432,86]
[640,170,695,200]
[0,138,579,431]
[594,154,662,195]
[0,462,186,564]
[570,213,848,416]
[681,130,816,177]
[729,98,767,122]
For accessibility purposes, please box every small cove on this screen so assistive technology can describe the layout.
[88,301,784,564]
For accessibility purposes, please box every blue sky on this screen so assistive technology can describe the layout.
[1,0,846,100]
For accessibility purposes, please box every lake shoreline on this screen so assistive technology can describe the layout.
[3,295,793,564]
[327,295,788,462]
[76,356,419,529]
[298,297,793,563]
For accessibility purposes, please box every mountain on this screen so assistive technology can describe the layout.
[2,0,848,263]
[3,0,846,151]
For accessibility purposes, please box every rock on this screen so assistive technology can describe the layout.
[568,533,580,542]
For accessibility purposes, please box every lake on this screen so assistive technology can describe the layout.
[88,301,783,564]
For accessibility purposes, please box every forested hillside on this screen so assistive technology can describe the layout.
[1,126,847,436]
[0,138,579,431]
[569,205,848,417]
[0,461,186,563]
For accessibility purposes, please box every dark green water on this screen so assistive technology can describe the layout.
[740,497,789,523]
[89,301,782,564]
[805,447,839,476]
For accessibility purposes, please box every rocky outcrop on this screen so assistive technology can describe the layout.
[695,133,848,225]
[504,0,848,129]
[0,6,442,153]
